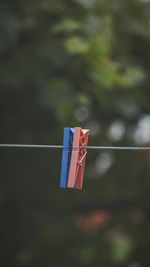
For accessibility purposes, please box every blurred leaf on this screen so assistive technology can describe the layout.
[53,19,82,33]
[65,37,90,54]
[111,233,133,263]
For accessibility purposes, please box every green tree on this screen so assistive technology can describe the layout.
[0,0,150,266]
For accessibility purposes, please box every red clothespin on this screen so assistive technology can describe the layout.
[67,127,89,189]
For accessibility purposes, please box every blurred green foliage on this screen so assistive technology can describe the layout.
[0,0,150,266]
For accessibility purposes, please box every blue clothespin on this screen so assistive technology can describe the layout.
[60,127,74,188]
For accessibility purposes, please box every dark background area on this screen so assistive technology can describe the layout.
[0,0,150,266]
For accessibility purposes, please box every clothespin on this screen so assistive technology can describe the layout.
[60,127,74,188]
[67,127,89,190]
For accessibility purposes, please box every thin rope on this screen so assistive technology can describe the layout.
[88,146,150,150]
[0,144,150,150]
[0,144,62,149]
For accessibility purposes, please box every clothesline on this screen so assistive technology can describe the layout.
[0,144,150,150]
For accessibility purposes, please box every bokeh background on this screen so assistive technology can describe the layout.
[0,0,150,266]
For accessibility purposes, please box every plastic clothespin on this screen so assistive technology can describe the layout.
[67,127,89,190]
[60,127,74,188]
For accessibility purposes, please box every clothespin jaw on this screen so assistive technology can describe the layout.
[67,127,89,190]
[60,127,74,188]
